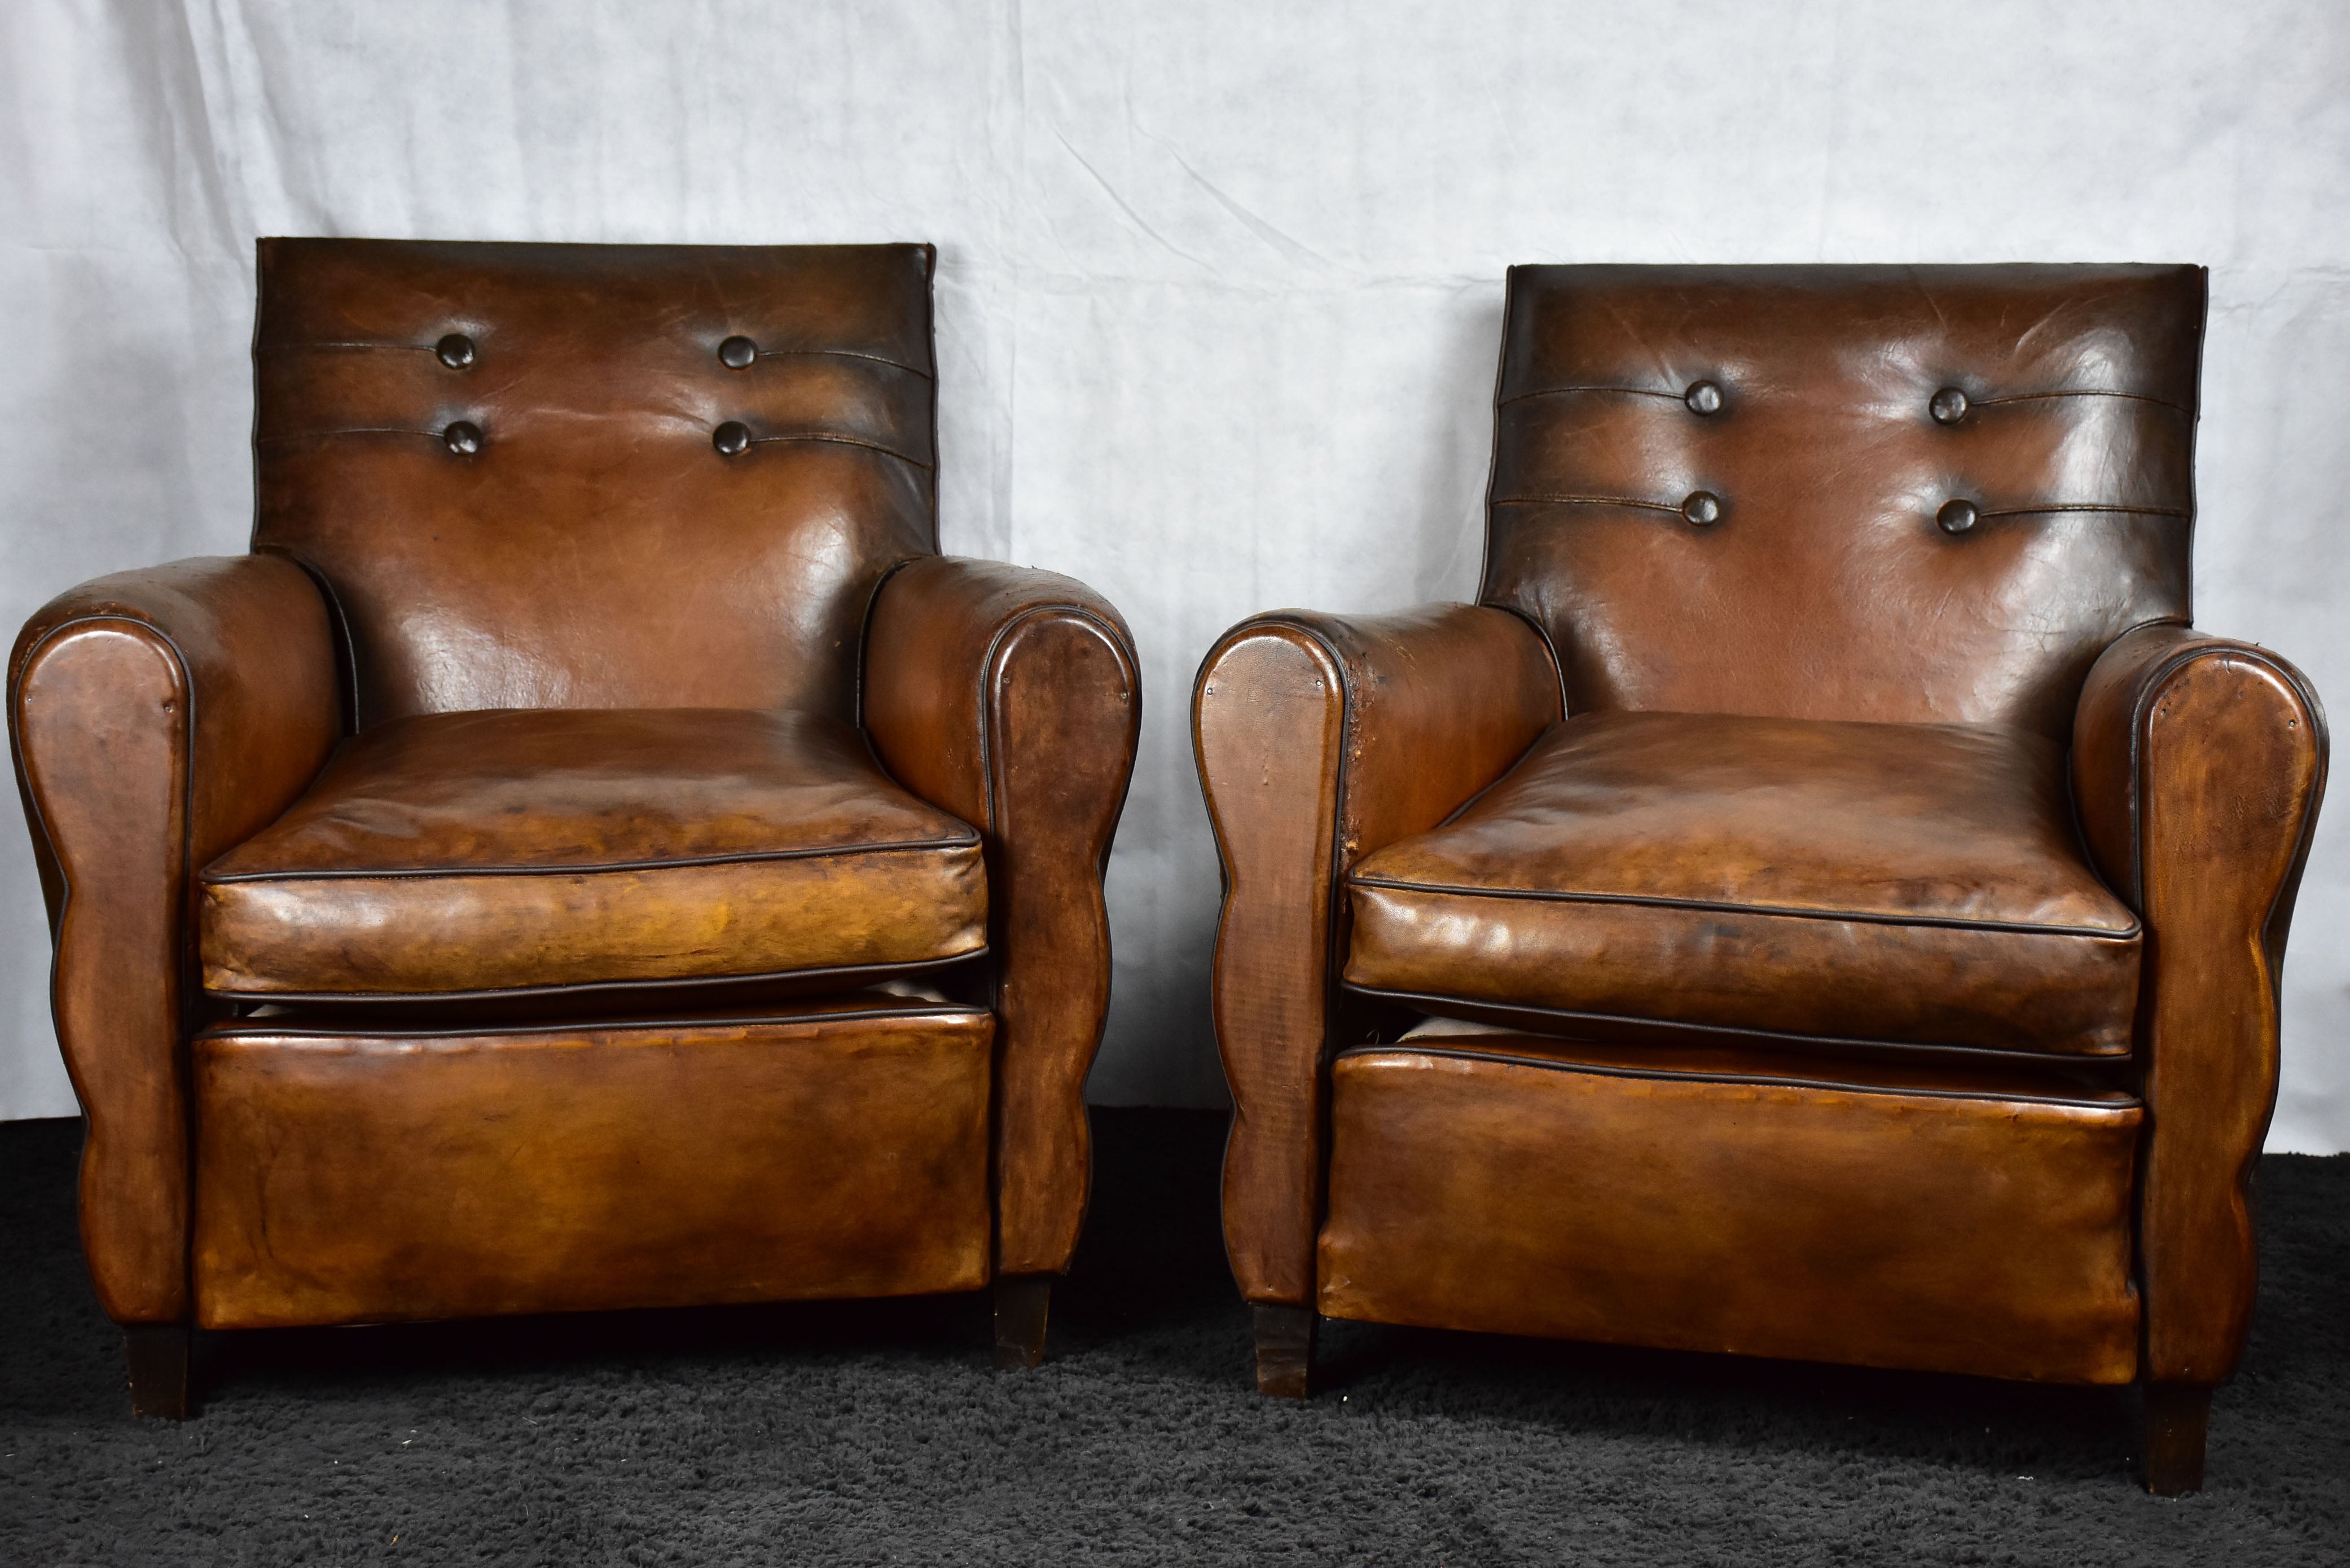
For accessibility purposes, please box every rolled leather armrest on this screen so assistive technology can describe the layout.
[10,555,340,1324]
[2072,621,2328,1385]
[1192,604,1562,1306]
[862,555,1141,1278]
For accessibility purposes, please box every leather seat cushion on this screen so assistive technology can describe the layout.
[1343,710,2142,1057]
[199,708,987,1000]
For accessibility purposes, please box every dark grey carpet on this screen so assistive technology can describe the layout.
[0,1110,2343,1565]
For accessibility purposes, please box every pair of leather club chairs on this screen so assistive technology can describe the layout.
[9,243,2326,1497]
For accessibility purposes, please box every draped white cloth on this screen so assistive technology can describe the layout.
[3,2,2346,1147]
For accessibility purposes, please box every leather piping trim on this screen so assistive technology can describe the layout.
[204,947,990,1007]
[253,550,361,736]
[753,346,933,379]
[1490,494,1686,513]
[201,831,982,883]
[743,431,935,471]
[1345,872,2142,939]
[203,1000,992,1040]
[1334,1041,2142,1112]
[1342,983,2137,1061]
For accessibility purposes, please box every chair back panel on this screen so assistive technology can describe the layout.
[254,239,937,726]
[1483,264,2202,736]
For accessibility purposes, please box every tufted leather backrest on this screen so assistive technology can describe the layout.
[253,239,937,728]
[1482,264,2202,737]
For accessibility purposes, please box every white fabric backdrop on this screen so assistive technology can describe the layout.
[3,1,2346,1147]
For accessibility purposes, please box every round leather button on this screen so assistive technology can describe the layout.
[1684,380,1724,416]
[1938,498,1979,534]
[718,335,758,370]
[443,420,482,456]
[713,420,752,456]
[1681,490,1721,526]
[436,333,476,370]
[1930,386,1970,424]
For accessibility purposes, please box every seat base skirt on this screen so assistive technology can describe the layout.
[192,998,994,1330]
[1316,1034,2143,1385]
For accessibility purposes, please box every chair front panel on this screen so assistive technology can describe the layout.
[1484,264,2200,737]
[254,239,938,727]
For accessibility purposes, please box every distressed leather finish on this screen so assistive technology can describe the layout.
[200,707,986,1000]
[1196,265,2326,1478]
[2073,624,2327,1385]
[1487,264,2198,737]
[254,239,937,727]
[1346,710,2141,1057]
[11,243,1137,1374]
[192,996,993,1328]
[864,555,1141,1277]
[1192,605,1560,1305]
[1320,1034,2143,1385]
[10,558,339,1323]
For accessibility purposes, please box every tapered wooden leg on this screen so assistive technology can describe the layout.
[1253,1303,1315,1398]
[2143,1382,2211,1496]
[124,1325,191,1420]
[993,1276,1052,1369]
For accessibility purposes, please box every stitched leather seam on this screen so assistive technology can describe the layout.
[202,833,983,884]
[254,341,936,380]
[201,1001,992,1041]
[1490,494,1685,513]
[1347,873,2141,938]
[755,346,933,379]
[1334,1042,2140,1112]
[1340,983,2136,1060]
[204,947,990,1007]
[745,432,934,470]
[1978,503,2190,520]
[1496,385,1688,408]
[255,428,451,445]
[1973,389,2192,415]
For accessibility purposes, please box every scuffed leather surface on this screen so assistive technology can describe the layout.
[2073,623,2327,1383]
[1486,265,2200,737]
[1193,604,1560,1305]
[1346,710,2140,1056]
[9,557,338,1322]
[864,556,1140,1277]
[254,239,938,726]
[192,998,994,1328]
[200,707,986,999]
[1319,1037,2142,1384]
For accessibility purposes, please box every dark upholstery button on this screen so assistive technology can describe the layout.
[1938,498,1979,534]
[1684,380,1724,415]
[1930,386,1969,424]
[442,420,482,456]
[1681,490,1721,526]
[718,335,758,370]
[435,333,476,370]
[713,420,752,456]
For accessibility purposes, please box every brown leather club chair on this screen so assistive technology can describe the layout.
[10,240,1139,1417]
[1193,264,2327,1494]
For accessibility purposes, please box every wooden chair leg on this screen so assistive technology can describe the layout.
[1253,1303,1315,1398]
[124,1324,191,1420]
[993,1275,1052,1369]
[2143,1382,2211,1496]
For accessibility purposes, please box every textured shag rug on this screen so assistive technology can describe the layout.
[1,1109,2343,1565]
